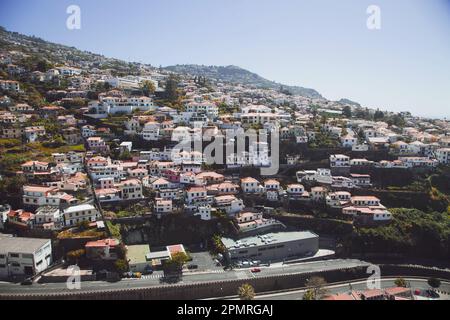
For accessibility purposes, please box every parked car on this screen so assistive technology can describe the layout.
[143,267,153,275]
[425,290,440,298]
[187,264,198,270]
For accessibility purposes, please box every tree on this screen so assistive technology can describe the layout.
[374,109,385,121]
[77,220,91,231]
[395,277,407,287]
[164,75,179,102]
[342,106,352,118]
[238,283,255,300]
[66,249,85,264]
[306,276,328,299]
[140,80,156,96]
[115,259,129,273]
[302,289,316,300]
[36,59,53,72]
[428,277,441,289]
[0,175,26,195]
[163,252,189,275]
[211,235,226,254]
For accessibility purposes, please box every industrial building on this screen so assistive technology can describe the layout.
[0,234,52,279]
[221,231,319,262]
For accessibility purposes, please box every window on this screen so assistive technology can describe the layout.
[9,253,19,258]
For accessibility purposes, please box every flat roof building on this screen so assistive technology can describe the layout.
[222,231,319,262]
[127,244,151,273]
[0,234,52,279]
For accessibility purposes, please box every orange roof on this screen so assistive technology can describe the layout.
[23,185,57,193]
[187,186,207,193]
[384,287,411,295]
[167,244,185,256]
[323,293,356,300]
[351,196,380,201]
[85,238,118,248]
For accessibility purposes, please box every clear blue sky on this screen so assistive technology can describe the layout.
[1,0,449,118]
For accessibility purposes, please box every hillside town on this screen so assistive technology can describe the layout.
[0,26,449,300]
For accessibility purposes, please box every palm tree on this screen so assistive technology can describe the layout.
[238,283,255,300]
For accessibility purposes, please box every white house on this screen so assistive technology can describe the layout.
[341,135,357,148]
[214,195,244,215]
[241,177,262,193]
[311,186,328,202]
[297,168,333,185]
[195,205,213,220]
[186,186,208,204]
[141,122,161,141]
[63,203,100,227]
[436,148,450,164]
[81,125,96,138]
[117,179,143,200]
[35,206,63,229]
[286,184,308,200]
[330,154,350,168]
[154,198,173,214]
[326,191,351,208]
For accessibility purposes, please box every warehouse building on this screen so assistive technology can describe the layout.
[0,234,52,279]
[221,231,319,262]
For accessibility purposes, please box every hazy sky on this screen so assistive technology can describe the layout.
[1,0,449,118]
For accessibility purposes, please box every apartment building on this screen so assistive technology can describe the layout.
[342,196,392,222]
[22,186,77,208]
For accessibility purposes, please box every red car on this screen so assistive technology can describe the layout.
[251,268,261,273]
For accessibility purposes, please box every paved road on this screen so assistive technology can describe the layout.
[253,278,450,300]
[0,259,369,295]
